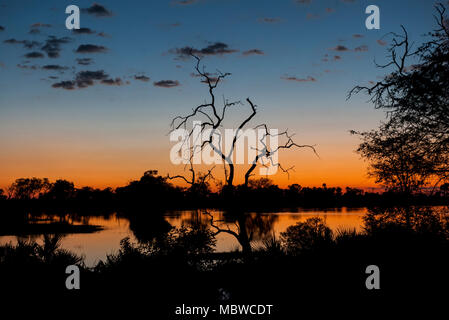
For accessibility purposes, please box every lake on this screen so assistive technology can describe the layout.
[0,207,367,266]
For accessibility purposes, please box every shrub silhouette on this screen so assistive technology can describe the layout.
[280,217,333,254]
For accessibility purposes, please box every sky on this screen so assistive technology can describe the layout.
[0,0,445,190]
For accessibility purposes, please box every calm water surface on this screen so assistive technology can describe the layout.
[0,208,366,266]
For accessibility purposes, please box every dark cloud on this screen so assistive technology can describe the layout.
[242,49,264,56]
[153,80,180,88]
[171,42,238,59]
[97,32,109,37]
[190,72,218,83]
[3,39,41,49]
[296,0,311,4]
[25,51,44,58]
[333,55,342,61]
[325,8,335,13]
[73,28,96,35]
[76,58,93,65]
[341,0,356,2]
[17,64,38,70]
[0,26,4,31]
[31,23,52,28]
[76,70,108,87]
[42,65,69,71]
[377,39,387,46]
[353,34,364,38]
[354,45,368,52]
[41,36,72,58]
[172,0,198,5]
[134,75,150,82]
[4,38,23,45]
[330,45,349,52]
[259,17,281,24]
[281,75,316,82]
[52,70,125,90]
[76,44,107,53]
[101,78,123,86]
[82,3,112,17]
[29,28,40,35]
[52,81,76,90]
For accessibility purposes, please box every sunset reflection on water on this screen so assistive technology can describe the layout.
[0,208,366,266]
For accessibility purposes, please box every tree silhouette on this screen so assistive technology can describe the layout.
[352,124,436,193]
[7,177,51,200]
[45,179,76,201]
[170,53,316,189]
[350,4,449,193]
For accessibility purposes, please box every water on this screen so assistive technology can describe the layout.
[0,208,367,266]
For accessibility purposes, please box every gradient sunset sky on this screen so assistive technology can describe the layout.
[0,0,444,190]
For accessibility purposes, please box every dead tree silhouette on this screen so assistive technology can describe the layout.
[204,210,277,254]
[169,53,317,189]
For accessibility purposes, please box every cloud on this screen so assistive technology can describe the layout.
[259,17,281,24]
[76,44,107,53]
[41,36,72,58]
[25,51,44,58]
[341,0,356,2]
[354,45,368,52]
[97,32,109,37]
[353,34,364,38]
[17,64,38,70]
[52,70,125,89]
[76,70,108,87]
[3,39,41,49]
[4,38,23,44]
[76,58,93,65]
[325,8,335,13]
[377,39,387,46]
[29,23,51,34]
[101,78,123,86]
[0,26,4,31]
[333,55,342,61]
[330,45,349,52]
[295,0,311,4]
[171,42,238,59]
[31,23,52,28]
[52,81,76,90]
[172,0,198,5]
[190,72,219,83]
[153,80,180,88]
[42,64,69,71]
[73,28,96,35]
[242,49,264,56]
[134,75,150,82]
[82,3,112,17]
[281,75,316,82]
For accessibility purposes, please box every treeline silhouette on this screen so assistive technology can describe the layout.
[1,170,449,210]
